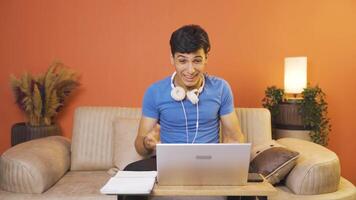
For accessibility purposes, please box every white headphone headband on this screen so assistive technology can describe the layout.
[170,72,205,104]
[170,72,205,92]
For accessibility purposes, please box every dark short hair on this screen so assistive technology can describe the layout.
[169,24,211,56]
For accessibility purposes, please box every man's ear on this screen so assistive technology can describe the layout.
[170,54,174,65]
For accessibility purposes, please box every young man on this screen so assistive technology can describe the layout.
[134,24,244,157]
[123,24,246,200]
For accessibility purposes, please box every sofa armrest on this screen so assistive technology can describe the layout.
[0,136,71,194]
[277,138,340,195]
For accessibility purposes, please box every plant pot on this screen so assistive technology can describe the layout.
[272,102,311,141]
[11,122,61,146]
[273,128,311,141]
[274,102,305,129]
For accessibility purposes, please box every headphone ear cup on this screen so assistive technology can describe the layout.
[171,86,186,101]
[187,89,199,104]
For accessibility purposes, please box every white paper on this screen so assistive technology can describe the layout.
[100,171,157,195]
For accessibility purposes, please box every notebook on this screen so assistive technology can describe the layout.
[100,171,157,194]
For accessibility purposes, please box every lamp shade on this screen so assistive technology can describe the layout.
[284,57,307,94]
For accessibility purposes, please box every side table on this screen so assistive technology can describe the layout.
[117,180,276,200]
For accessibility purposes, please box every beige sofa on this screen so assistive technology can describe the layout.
[0,107,355,200]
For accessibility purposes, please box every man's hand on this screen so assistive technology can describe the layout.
[143,124,160,151]
[135,116,159,156]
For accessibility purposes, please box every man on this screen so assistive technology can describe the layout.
[135,24,244,157]
[124,24,245,200]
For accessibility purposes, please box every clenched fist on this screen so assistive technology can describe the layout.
[143,124,160,151]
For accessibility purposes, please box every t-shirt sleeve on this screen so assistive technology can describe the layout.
[219,80,235,116]
[142,85,159,119]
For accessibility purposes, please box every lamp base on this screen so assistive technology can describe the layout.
[284,93,303,103]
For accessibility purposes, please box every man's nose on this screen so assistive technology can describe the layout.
[187,62,195,73]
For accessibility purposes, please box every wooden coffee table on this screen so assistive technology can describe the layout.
[117,180,277,200]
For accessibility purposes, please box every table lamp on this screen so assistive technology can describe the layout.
[273,56,311,141]
[284,57,307,100]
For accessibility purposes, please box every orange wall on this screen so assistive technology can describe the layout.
[1,0,355,184]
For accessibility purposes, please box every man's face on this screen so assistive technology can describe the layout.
[171,48,207,89]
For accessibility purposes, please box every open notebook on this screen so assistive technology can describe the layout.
[100,171,157,195]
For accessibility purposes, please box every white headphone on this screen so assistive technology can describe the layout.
[170,72,205,104]
[170,72,205,143]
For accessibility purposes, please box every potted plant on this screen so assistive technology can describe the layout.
[10,61,79,146]
[262,85,331,146]
[262,86,284,125]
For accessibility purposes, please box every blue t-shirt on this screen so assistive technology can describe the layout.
[142,74,234,143]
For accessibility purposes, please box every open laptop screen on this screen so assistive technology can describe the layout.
[156,143,251,186]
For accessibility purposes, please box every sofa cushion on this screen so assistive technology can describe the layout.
[277,138,341,195]
[71,107,142,171]
[235,108,272,147]
[250,140,299,185]
[112,117,144,170]
[0,136,70,194]
[0,171,115,199]
[43,171,115,199]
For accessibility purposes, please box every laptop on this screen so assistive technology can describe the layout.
[156,143,251,186]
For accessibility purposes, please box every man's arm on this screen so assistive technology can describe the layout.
[134,116,160,156]
[220,111,245,143]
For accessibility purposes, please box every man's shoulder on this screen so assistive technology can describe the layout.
[147,76,171,91]
[143,76,171,104]
[205,74,230,87]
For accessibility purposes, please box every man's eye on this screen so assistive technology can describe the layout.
[193,60,202,64]
[178,60,187,64]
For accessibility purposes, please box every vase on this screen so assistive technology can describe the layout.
[11,122,61,146]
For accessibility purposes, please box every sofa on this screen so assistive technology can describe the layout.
[0,106,355,200]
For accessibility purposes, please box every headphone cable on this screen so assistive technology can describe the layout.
[180,101,199,144]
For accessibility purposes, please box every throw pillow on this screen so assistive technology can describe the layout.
[250,140,299,185]
[112,117,144,170]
